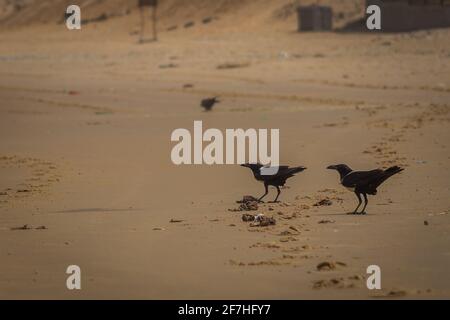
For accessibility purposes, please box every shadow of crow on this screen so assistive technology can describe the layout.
[241,163,307,203]
[327,164,404,215]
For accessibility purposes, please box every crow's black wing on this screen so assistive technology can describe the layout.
[342,170,384,188]
[263,166,305,184]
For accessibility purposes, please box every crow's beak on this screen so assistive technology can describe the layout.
[240,164,249,168]
[327,165,335,170]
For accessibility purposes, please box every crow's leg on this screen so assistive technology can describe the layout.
[360,193,368,214]
[350,192,362,215]
[258,184,269,203]
[270,186,281,203]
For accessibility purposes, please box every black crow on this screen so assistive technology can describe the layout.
[327,164,404,215]
[201,97,220,111]
[241,164,307,203]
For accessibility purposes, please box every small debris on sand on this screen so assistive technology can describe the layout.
[217,62,250,70]
[313,278,341,289]
[428,211,449,216]
[313,199,333,207]
[386,290,407,297]
[17,189,31,193]
[237,195,259,203]
[372,289,408,298]
[317,261,347,271]
[229,259,245,266]
[247,259,289,266]
[159,63,178,69]
[317,261,335,271]
[0,192,7,196]
[202,17,214,24]
[313,278,355,289]
[35,226,47,230]
[153,227,165,231]
[239,201,258,211]
[250,214,276,227]
[318,219,335,224]
[231,196,259,211]
[11,224,33,231]
[250,242,281,249]
[279,236,297,243]
[424,220,429,226]
[170,219,184,223]
[242,213,255,222]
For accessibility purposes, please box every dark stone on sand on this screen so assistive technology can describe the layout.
[242,213,255,222]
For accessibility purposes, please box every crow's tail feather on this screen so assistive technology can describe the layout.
[290,166,307,175]
[375,166,404,187]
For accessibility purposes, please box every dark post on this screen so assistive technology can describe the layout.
[139,0,158,42]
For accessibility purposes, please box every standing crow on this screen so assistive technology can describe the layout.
[201,97,220,111]
[241,164,307,203]
[327,164,404,215]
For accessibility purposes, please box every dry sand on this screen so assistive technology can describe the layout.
[0,0,449,299]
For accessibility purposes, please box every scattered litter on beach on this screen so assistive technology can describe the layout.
[241,213,275,227]
[317,261,347,271]
[230,196,259,211]
[241,213,255,222]
[318,220,335,224]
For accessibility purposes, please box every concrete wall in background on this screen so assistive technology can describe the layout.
[367,0,450,32]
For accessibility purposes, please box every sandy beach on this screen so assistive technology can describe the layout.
[0,0,449,299]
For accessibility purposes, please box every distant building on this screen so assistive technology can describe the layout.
[366,0,450,32]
